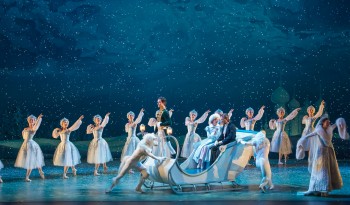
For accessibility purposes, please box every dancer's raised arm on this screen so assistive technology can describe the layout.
[32,114,43,131]
[68,115,84,131]
[101,113,110,128]
[195,110,210,124]
[253,106,265,121]
[134,109,144,125]
[285,108,301,121]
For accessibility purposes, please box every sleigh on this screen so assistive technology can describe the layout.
[143,130,258,194]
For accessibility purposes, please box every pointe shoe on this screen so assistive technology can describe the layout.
[94,170,100,176]
[278,161,284,165]
[259,184,265,193]
[103,166,108,174]
[135,187,145,193]
[63,175,69,179]
[25,178,32,182]
[39,171,45,179]
[106,177,117,193]
[269,184,274,190]
[0,177,3,183]
[72,168,77,176]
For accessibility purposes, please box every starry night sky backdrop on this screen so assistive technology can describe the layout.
[0,0,350,141]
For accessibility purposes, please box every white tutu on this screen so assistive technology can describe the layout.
[14,140,45,169]
[270,131,292,154]
[87,138,113,164]
[53,141,81,166]
[181,132,201,158]
[121,136,140,161]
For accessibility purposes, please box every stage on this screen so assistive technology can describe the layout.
[0,159,349,204]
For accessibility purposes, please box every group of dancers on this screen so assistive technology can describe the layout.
[12,113,113,181]
[0,97,348,197]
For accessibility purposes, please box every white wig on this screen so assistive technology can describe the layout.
[93,115,102,121]
[245,107,254,115]
[276,107,285,114]
[127,111,135,118]
[307,106,316,113]
[27,115,36,122]
[189,109,198,116]
[60,118,69,126]
[208,113,221,125]
[215,109,223,115]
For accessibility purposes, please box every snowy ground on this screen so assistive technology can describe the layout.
[0,159,349,203]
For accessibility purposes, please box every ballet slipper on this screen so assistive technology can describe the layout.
[269,184,274,190]
[106,177,117,193]
[72,168,77,176]
[103,166,108,173]
[39,171,45,179]
[63,175,69,179]
[278,161,284,165]
[135,187,145,193]
[259,184,265,193]
[25,178,31,182]
[0,177,2,183]
[94,170,100,176]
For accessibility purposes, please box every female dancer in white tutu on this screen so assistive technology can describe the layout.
[0,160,3,183]
[301,100,325,152]
[240,106,265,165]
[121,109,144,172]
[297,116,348,196]
[52,115,84,179]
[180,109,210,158]
[14,114,45,182]
[269,107,301,165]
[86,113,113,176]
[239,131,274,192]
[193,113,221,169]
[240,106,265,131]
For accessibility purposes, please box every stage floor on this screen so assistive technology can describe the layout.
[0,159,349,204]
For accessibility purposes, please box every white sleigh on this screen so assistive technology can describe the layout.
[143,130,258,194]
